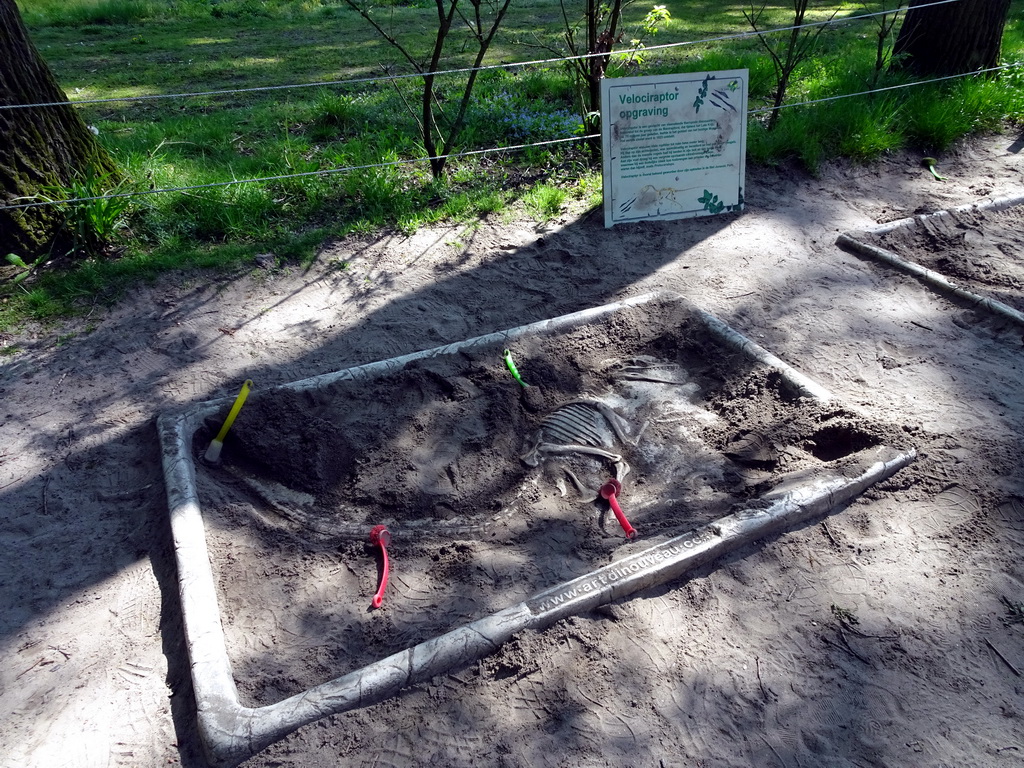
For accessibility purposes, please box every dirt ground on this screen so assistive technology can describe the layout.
[861,202,1024,313]
[2,132,1024,768]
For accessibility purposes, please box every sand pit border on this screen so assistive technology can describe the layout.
[836,194,1024,329]
[158,291,914,767]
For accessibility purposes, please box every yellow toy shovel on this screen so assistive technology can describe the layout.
[204,379,253,464]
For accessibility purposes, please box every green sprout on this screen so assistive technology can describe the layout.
[922,157,945,181]
[502,348,529,388]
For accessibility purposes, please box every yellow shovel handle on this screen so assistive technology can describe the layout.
[214,379,253,443]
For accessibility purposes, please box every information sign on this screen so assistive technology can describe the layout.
[602,70,748,227]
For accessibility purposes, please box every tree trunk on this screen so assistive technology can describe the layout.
[0,0,117,257]
[892,0,1011,76]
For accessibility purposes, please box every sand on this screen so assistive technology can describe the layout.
[196,295,908,712]
[856,202,1024,313]
[2,131,1024,767]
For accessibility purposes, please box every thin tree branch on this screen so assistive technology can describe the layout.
[342,0,423,73]
[442,0,513,157]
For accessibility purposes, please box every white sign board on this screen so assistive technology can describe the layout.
[602,70,748,228]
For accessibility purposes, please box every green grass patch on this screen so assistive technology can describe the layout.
[4,0,1023,329]
[523,183,569,221]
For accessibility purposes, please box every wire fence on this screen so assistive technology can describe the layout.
[0,0,961,113]
[748,62,1020,115]
[1,136,594,211]
[2,0,1019,213]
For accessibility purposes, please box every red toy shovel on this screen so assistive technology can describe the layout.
[599,479,636,539]
[369,525,391,608]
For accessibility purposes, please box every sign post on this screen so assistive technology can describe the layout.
[602,70,748,228]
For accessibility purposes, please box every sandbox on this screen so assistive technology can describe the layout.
[837,194,1024,329]
[158,292,915,766]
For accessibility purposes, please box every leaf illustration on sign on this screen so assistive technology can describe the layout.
[698,189,725,214]
[693,74,710,113]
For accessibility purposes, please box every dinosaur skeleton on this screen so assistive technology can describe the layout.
[602,355,691,385]
[520,398,636,500]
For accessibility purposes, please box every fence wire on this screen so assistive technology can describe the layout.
[748,62,1020,115]
[0,135,594,211]
[0,0,960,112]
[3,58,1020,213]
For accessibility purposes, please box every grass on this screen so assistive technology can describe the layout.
[524,184,569,220]
[3,0,1023,329]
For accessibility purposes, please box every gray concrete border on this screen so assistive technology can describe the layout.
[158,292,913,766]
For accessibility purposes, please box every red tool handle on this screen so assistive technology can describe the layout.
[607,492,637,539]
[600,480,636,539]
[369,525,391,608]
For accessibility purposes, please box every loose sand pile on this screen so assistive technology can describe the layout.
[195,296,904,708]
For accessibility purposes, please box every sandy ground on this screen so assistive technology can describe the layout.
[2,132,1024,768]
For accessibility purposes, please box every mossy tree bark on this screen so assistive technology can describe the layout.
[0,0,118,258]
[892,0,1011,77]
